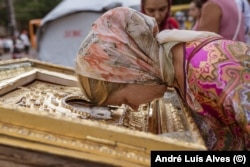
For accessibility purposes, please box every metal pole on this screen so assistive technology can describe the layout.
[6,0,17,37]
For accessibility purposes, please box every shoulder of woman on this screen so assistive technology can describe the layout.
[202,1,221,11]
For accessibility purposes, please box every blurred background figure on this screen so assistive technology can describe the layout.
[174,11,186,29]
[19,29,30,55]
[196,0,245,42]
[235,0,250,43]
[0,36,3,56]
[12,36,24,59]
[141,0,179,31]
[2,35,13,54]
[188,0,203,30]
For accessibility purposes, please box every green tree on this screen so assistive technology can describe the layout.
[0,0,61,35]
[14,0,61,30]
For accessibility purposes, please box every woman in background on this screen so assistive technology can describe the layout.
[141,0,179,31]
[188,0,203,30]
[197,0,245,42]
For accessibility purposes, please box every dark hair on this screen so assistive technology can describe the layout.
[192,0,205,9]
[141,0,171,15]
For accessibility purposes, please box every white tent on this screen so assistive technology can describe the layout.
[37,0,140,67]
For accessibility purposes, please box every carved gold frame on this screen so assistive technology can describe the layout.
[0,58,206,167]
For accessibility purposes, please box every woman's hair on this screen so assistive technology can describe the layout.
[192,0,203,9]
[192,0,206,9]
[141,0,170,7]
[141,0,170,13]
[77,75,127,106]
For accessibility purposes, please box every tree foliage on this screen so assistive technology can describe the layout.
[14,0,61,28]
[0,0,61,34]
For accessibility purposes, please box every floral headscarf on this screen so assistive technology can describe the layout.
[75,7,220,86]
[76,7,162,84]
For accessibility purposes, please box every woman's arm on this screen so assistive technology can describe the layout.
[197,2,221,33]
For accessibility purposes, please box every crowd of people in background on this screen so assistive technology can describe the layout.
[0,29,30,59]
[1,0,250,60]
[139,0,250,44]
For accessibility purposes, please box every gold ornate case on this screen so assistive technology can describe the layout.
[0,58,206,167]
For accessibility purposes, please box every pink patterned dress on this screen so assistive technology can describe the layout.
[185,38,250,150]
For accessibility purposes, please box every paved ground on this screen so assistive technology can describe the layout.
[0,49,37,61]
